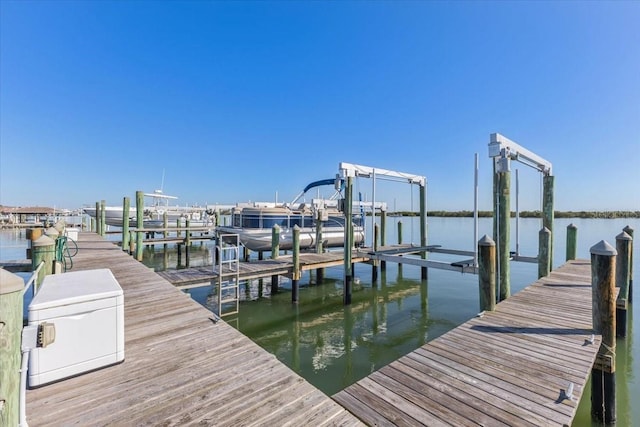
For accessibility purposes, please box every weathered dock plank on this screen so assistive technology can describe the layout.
[157,250,370,287]
[25,232,362,426]
[334,260,600,427]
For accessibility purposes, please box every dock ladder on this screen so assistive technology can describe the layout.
[214,233,240,316]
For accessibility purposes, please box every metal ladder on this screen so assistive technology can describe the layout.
[214,233,240,317]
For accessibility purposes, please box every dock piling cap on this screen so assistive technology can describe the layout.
[478,235,495,246]
[33,235,56,247]
[616,231,632,241]
[590,240,617,256]
[45,227,59,238]
[0,269,24,294]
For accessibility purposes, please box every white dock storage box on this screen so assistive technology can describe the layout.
[28,268,124,387]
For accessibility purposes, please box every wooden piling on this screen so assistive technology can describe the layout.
[397,220,403,245]
[497,170,510,301]
[135,190,144,262]
[566,223,577,261]
[344,175,354,305]
[292,225,300,303]
[0,270,23,427]
[32,235,55,287]
[271,225,280,259]
[122,197,130,252]
[623,225,634,303]
[542,175,554,269]
[615,231,632,337]
[420,183,427,280]
[95,201,101,235]
[590,240,617,424]
[100,200,106,236]
[380,209,387,271]
[315,210,323,254]
[316,211,324,284]
[26,228,42,259]
[478,235,496,312]
[372,223,379,282]
[538,227,551,279]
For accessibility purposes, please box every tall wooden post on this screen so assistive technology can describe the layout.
[615,231,632,337]
[478,235,496,312]
[316,211,324,284]
[26,228,42,260]
[538,227,551,278]
[0,270,23,427]
[95,201,101,235]
[135,190,144,262]
[32,235,55,287]
[542,175,554,269]
[397,220,403,245]
[566,223,577,261]
[380,209,387,271]
[590,240,617,424]
[122,196,130,253]
[419,182,427,280]
[271,225,280,259]
[185,219,191,267]
[372,223,379,282]
[623,225,634,303]
[292,225,300,304]
[100,199,106,236]
[344,175,353,305]
[496,169,510,301]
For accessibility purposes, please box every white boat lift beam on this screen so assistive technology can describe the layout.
[489,133,553,176]
[339,162,426,187]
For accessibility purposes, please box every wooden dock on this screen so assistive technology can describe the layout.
[158,251,370,288]
[25,232,363,426]
[333,260,600,427]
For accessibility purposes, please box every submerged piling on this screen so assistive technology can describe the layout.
[344,175,353,305]
[615,231,632,337]
[590,240,617,424]
[271,224,280,293]
[372,223,379,282]
[623,225,634,303]
[380,209,387,271]
[316,210,324,284]
[292,225,300,303]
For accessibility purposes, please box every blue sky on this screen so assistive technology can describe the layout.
[1,1,638,212]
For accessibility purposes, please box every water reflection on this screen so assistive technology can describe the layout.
[183,267,456,396]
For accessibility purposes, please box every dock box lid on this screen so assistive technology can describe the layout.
[29,268,123,311]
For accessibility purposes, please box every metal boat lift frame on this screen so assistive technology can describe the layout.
[339,162,428,305]
[489,133,554,301]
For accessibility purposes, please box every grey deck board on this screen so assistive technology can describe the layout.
[25,232,362,426]
[334,260,599,427]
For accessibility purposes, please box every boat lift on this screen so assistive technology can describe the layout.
[489,133,554,301]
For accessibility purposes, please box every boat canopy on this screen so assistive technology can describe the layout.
[290,178,343,204]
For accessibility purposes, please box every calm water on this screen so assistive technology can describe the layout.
[2,217,638,426]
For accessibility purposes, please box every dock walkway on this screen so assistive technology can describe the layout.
[25,232,362,426]
[157,251,371,288]
[333,260,599,427]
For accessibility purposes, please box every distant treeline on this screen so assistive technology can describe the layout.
[387,210,640,219]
